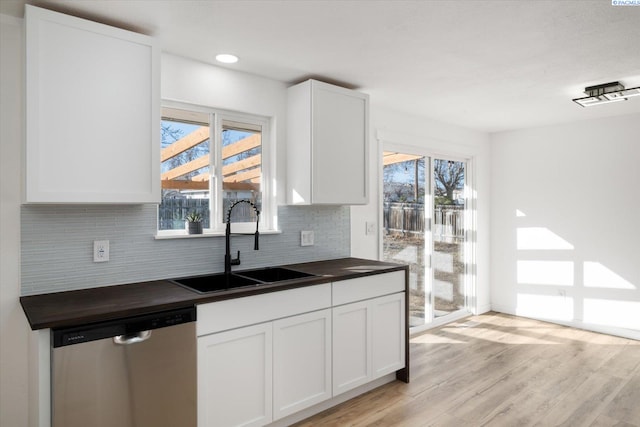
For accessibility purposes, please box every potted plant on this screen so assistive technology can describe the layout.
[185,211,203,235]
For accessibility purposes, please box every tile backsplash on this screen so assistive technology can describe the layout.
[21,204,350,295]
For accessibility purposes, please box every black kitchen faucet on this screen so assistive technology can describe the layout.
[224,200,260,275]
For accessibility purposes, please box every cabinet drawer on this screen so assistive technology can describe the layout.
[332,271,405,306]
[197,283,331,336]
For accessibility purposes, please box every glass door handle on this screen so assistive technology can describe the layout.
[113,330,152,345]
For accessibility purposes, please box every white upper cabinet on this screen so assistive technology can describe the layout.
[24,5,160,203]
[287,79,369,205]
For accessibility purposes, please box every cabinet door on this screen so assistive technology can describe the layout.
[312,83,368,204]
[273,309,332,420]
[198,323,272,427]
[287,79,369,206]
[332,300,372,396]
[372,293,406,378]
[25,5,159,203]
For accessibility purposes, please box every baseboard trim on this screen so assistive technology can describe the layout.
[475,304,492,315]
[491,305,640,341]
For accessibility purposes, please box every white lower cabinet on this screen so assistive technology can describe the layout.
[197,322,273,427]
[196,276,406,426]
[273,309,332,419]
[197,285,332,427]
[332,299,371,395]
[197,305,332,427]
[371,293,406,377]
[332,292,405,396]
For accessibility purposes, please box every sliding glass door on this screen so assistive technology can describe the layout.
[382,152,429,327]
[382,148,470,330]
[432,158,466,319]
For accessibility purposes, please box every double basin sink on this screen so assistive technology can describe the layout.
[171,267,317,294]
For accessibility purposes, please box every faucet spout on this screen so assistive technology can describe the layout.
[224,200,260,275]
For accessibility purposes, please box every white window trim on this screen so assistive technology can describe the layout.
[154,228,282,240]
[157,100,277,238]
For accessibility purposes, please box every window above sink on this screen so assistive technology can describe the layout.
[158,101,276,237]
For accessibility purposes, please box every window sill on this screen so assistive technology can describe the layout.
[155,229,282,240]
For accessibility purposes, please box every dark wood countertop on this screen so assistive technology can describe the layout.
[20,257,407,330]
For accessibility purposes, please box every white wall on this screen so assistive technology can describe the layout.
[22,55,350,296]
[351,106,492,315]
[0,36,299,427]
[490,113,640,339]
[5,8,637,426]
[0,14,30,427]
[161,54,288,207]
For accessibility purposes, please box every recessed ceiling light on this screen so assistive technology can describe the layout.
[215,54,239,64]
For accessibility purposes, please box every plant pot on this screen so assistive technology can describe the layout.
[187,221,203,235]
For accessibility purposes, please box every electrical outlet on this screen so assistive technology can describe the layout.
[93,240,109,262]
[366,221,376,235]
[301,230,314,246]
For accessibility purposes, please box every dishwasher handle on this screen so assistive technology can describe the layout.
[113,330,152,345]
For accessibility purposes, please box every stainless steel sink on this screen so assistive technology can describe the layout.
[235,267,316,283]
[171,267,316,294]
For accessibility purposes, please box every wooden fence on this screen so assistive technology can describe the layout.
[383,202,464,241]
[159,198,210,230]
[158,197,259,230]
[433,205,465,241]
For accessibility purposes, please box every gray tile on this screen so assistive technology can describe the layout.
[21,205,350,295]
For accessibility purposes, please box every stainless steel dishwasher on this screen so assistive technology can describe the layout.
[51,306,197,427]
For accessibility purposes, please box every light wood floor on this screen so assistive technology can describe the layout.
[294,312,640,427]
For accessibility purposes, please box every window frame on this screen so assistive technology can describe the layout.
[158,100,276,237]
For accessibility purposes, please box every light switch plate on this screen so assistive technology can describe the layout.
[366,221,376,235]
[301,230,314,246]
[93,240,109,262]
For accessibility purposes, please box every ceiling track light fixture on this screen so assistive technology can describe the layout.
[573,81,640,107]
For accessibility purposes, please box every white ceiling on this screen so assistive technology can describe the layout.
[3,0,640,132]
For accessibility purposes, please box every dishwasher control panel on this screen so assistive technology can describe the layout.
[52,306,196,348]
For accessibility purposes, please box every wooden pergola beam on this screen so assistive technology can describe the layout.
[161,180,209,190]
[223,182,260,192]
[161,155,209,181]
[383,151,423,166]
[161,131,264,190]
[161,180,260,192]
[161,126,209,162]
[222,134,260,160]
[222,154,261,176]
[224,168,261,183]
[191,172,209,182]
